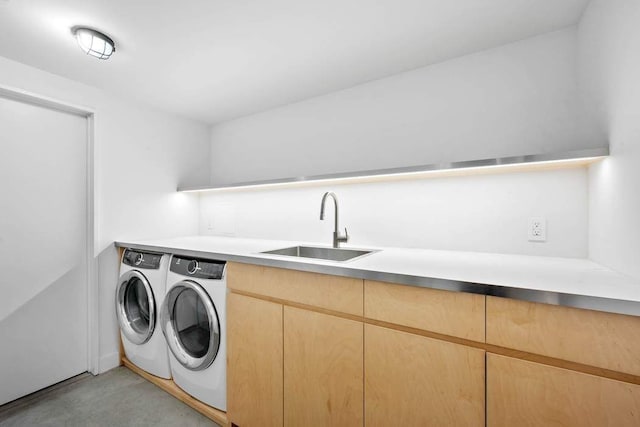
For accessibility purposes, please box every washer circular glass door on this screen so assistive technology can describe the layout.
[116,270,156,345]
[161,280,220,371]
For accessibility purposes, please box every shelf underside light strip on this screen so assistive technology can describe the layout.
[179,147,609,193]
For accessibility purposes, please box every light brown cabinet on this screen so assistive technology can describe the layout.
[226,261,640,427]
[227,262,365,427]
[365,324,485,426]
[227,262,489,426]
[227,293,283,427]
[487,354,640,426]
[284,306,363,426]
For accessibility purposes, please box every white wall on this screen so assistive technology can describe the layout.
[210,28,604,186]
[200,167,589,258]
[578,0,640,279]
[202,27,596,258]
[0,55,210,373]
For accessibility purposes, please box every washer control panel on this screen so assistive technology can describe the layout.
[122,249,163,269]
[170,256,226,280]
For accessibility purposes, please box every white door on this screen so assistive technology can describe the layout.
[0,95,88,405]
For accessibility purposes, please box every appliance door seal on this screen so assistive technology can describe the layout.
[116,270,156,345]
[161,280,220,371]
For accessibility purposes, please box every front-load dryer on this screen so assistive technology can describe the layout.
[116,249,171,379]
[161,255,227,410]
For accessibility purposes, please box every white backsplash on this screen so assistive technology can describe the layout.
[199,167,588,258]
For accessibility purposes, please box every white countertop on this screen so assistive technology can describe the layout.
[115,236,640,315]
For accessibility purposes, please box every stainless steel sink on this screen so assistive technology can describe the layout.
[261,245,375,262]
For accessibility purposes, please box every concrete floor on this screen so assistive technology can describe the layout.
[0,367,218,427]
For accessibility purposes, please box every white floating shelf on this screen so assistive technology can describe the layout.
[178,147,609,193]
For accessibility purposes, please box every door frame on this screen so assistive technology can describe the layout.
[0,84,99,375]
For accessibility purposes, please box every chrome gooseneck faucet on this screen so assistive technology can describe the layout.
[320,192,349,248]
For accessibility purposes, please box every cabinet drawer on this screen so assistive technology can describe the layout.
[365,280,485,341]
[227,262,363,316]
[487,296,640,375]
[487,354,640,426]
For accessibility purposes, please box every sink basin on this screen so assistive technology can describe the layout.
[261,246,374,262]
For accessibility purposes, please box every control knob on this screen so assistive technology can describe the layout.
[134,253,144,266]
[187,260,199,275]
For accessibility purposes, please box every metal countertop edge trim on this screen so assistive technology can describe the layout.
[114,241,640,317]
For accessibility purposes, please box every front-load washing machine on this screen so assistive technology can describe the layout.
[161,255,227,410]
[116,248,171,379]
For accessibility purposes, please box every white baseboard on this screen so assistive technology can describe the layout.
[98,351,121,374]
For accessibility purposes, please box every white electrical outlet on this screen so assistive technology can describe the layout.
[528,217,547,242]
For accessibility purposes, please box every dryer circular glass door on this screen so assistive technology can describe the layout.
[116,270,156,345]
[161,280,220,371]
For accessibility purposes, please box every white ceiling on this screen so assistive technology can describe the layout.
[0,0,590,124]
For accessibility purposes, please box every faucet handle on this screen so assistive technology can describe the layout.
[339,227,349,243]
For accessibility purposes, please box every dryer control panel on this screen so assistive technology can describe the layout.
[122,249,163,269]
[170,256,226,280]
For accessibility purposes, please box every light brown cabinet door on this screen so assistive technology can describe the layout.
[284,306,364,426]
[487,354,640,426]
[227,293,283,427]
[365,324,485,427]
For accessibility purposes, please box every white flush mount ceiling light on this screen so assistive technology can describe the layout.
[72,27,115,60]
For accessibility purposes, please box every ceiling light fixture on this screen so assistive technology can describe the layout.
[72,27,115,60]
